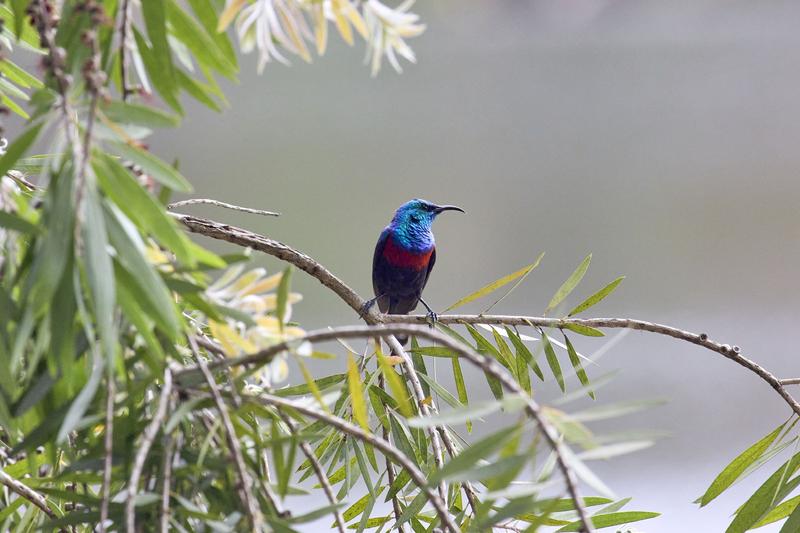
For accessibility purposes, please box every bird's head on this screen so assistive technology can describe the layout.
[391,199,465,232]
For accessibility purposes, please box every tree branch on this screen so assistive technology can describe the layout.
[0,468,58,519]
[126,369,172,532]
[255,393,460,533]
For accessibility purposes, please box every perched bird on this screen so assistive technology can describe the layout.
[363,199,464,343]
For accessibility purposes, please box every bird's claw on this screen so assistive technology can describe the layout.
[425,310,438,327]
[359,298,377,319]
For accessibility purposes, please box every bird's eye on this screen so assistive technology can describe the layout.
[410,214,421,223]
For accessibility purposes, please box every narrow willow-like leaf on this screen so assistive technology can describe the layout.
[564,335,593,399]
[700,421,785,506]
[109,141,191,192]
[217,0,247,31]
[276,266,293,330]
[577,441,654,461]
[0,211,37,234]
[446,454,529,484]
[541,332,565,392]
[753,495,800,528]
[297,357,328,412]
[546,254,591,314]
[483,251,545,314]
[429,425,523,485]
[557,511,660,532]
[165,0,237,79]
[140,0,178,109]
[445,259,543,312]
[568,276,625,316]
[408,395,526,428]
[82,186,116,369]
[276,374,345,397]
[347,353,370,433]
[506,326,544,381]
[388,413,418,466]
[451,356,471,432]
[571,399,665,423]
[780,499,800,532]
[100,101,179,128]
[0,122,43,178]
[562,323,605,337]
[342,485,385,522]
[396,491,428,527]
[377,349,413,417]
[727,451,800,533]
[417,372,464,410]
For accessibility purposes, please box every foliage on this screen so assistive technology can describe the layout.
[0,1,792,532]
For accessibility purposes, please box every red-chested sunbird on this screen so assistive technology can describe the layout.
[362,199,465,343]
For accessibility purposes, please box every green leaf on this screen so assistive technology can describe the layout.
[297,357,328,411]
[276,266,293,330]
[174,67,222,111]
[568,276,625,316]
[108,141,192,192]
[451,356,471,432]
[546,254,591,314]
[445,258,543,312]
[483,251,545,313]
[506,326,544,381]
[377,349,413,418]
[104,204,181,339]
[93,153,195,265]
[561,323,605,337]
[754,495,800,528]
[82,186,117,369]
[343,485,385,522]
[58,348,104,443]
[133,28,182,113]
[430,425,523,485]
[0,122,43,178]
[446,454,529,484]
[564,335,593,399]
[571,399,665,423]
[557,511,660,532]
[727,451,800,533]
[700,421,785,506]
[407,396,526,428]
[100,101,180,128]
[0,211,37,234]
[541,331,565,392]
[780,499,800,532]
[347,353,370,433]
[166,0,237,79]
[140,0,179,109]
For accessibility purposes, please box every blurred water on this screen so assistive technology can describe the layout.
[6,0,779,530]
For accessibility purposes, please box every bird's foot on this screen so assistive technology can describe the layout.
[425,310,438,327]
[359,298,378,319]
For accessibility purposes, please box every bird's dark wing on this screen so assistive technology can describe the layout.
[371,229,391,312]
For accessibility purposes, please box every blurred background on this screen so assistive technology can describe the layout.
[150,1,800,530]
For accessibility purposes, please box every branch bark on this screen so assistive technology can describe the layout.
[126,369,172,532]
[0,468,58,519]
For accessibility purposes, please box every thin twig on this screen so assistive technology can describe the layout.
[379,373,405,533]
[159,423,175,533]
[278,411,346,533]
[99,376,115,532]
[782,379,800,386]
[117,0,132,101]
[0,468,58,519]
[188,337,264,530]
[256,393,460,533]
[126,369,172,532]
[168,199,280,217]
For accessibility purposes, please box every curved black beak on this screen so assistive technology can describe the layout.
[433,204,465,214]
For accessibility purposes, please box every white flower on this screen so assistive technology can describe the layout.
[363,0,425,75]
[235,0,313,73]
